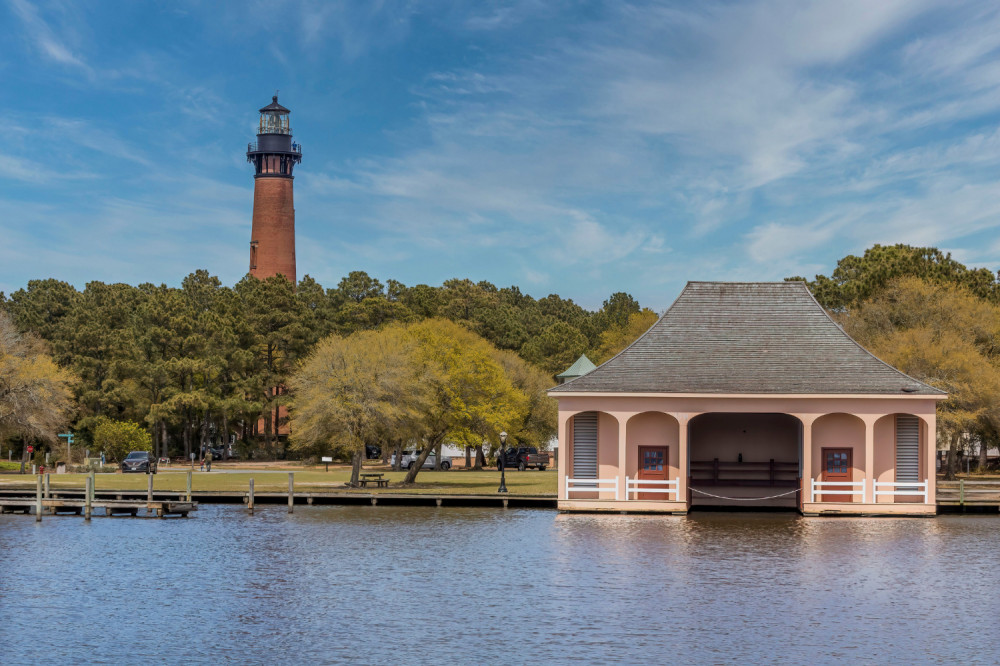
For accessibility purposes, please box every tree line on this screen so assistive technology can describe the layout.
[0,270,647,466]
[5,242,998,480]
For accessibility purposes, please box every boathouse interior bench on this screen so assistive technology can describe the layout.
[689,458,800,487]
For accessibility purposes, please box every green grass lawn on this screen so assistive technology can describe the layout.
[0,467,557,496]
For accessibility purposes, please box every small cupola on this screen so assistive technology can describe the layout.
[556,354,598,384]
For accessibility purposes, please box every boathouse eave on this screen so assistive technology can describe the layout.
[547,391,948,401]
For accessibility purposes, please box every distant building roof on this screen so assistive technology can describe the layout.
[556,354,597,382]
[551,281,944,396]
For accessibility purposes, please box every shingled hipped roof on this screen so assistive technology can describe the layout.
[551,281,943,395]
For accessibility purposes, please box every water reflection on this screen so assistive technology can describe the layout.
[0,507,996,664]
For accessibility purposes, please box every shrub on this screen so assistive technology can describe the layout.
[93,418,152,463]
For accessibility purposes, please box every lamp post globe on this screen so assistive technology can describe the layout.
[497,431,508,494]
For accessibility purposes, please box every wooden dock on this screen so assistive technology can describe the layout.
[6,480,1000,513]
[5,476,1000,514]
[0,497,197,518]
[0,476,197,520]
[936,479,1000,512]
[0,486,551,513]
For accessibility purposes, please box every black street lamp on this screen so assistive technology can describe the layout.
[497,431,508,494]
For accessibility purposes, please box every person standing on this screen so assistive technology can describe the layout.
[205,449,213,472]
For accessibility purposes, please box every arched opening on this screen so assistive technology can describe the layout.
[688,413,801,509]
[564,411,619,499]
[874,413,928,503]
[812,413,866,503]
[626,412,680,500]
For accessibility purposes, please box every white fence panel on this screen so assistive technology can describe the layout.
[873,479,929,503]
[809,479,866,503]
[625,476,680,501]
[566,477,619,500]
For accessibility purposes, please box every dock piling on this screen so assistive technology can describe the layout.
[248,478,255,515]
[89,471,96,504]
[35,475,42,522]
[288,473,294,514]
[186,470,192,502]
[85,477,92,521]
[147,473,154,502]
[44,473,50,499]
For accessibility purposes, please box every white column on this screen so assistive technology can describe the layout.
[676,415,689,507]
[617,415,629,501]
[557,413,570,500]
[864,419,875,504]
[800,415,815,507]
[924,413,937,504]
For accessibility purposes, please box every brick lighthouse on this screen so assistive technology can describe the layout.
[247,95,302,283]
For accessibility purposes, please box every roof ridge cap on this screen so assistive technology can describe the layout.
[686,280,803,285]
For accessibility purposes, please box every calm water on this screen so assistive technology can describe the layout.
[1,506,998,665]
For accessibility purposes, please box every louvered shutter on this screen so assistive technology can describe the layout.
[572,412,598,479]
[896,415,920,487]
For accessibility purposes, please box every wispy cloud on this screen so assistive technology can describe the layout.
[8,0,92,73]
[43,117,153,166]
[4,1,1000,311]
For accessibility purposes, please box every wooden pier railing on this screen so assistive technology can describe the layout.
[0,473,197,519]
[936,479,1000,507]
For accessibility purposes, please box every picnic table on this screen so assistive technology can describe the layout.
[359,472,389,488]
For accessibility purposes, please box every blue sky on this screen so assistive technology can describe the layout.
[2,0,1000,311]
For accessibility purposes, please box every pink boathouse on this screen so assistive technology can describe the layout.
[549,282,945,516]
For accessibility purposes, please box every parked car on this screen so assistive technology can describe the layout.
[365,444,382,460]
[497,447,550,471]
[121,451,158,474]
[390,451,452,470]
[205,445,238,460]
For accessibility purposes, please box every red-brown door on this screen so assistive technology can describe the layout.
[822,448,853,502]
[638,446,669,500]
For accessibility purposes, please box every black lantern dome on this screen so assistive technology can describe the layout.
[247,95,302,178]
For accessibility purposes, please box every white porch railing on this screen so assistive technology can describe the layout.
[809,479,865,503]
[873,479,929,503]
[625,476,680,501]
[565,477,619,499]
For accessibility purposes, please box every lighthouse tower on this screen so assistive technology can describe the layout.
[247,96,302,283]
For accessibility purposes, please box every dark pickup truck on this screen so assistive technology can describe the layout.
[497,447,550,471]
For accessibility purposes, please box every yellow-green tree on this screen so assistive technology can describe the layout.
[289,325,424,485]
[592,308,660,363]
[841,277,1000,478]
[0,311,75,472]
[403,319,529,483]
[93,417,153,463]
[491,349,557,450]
